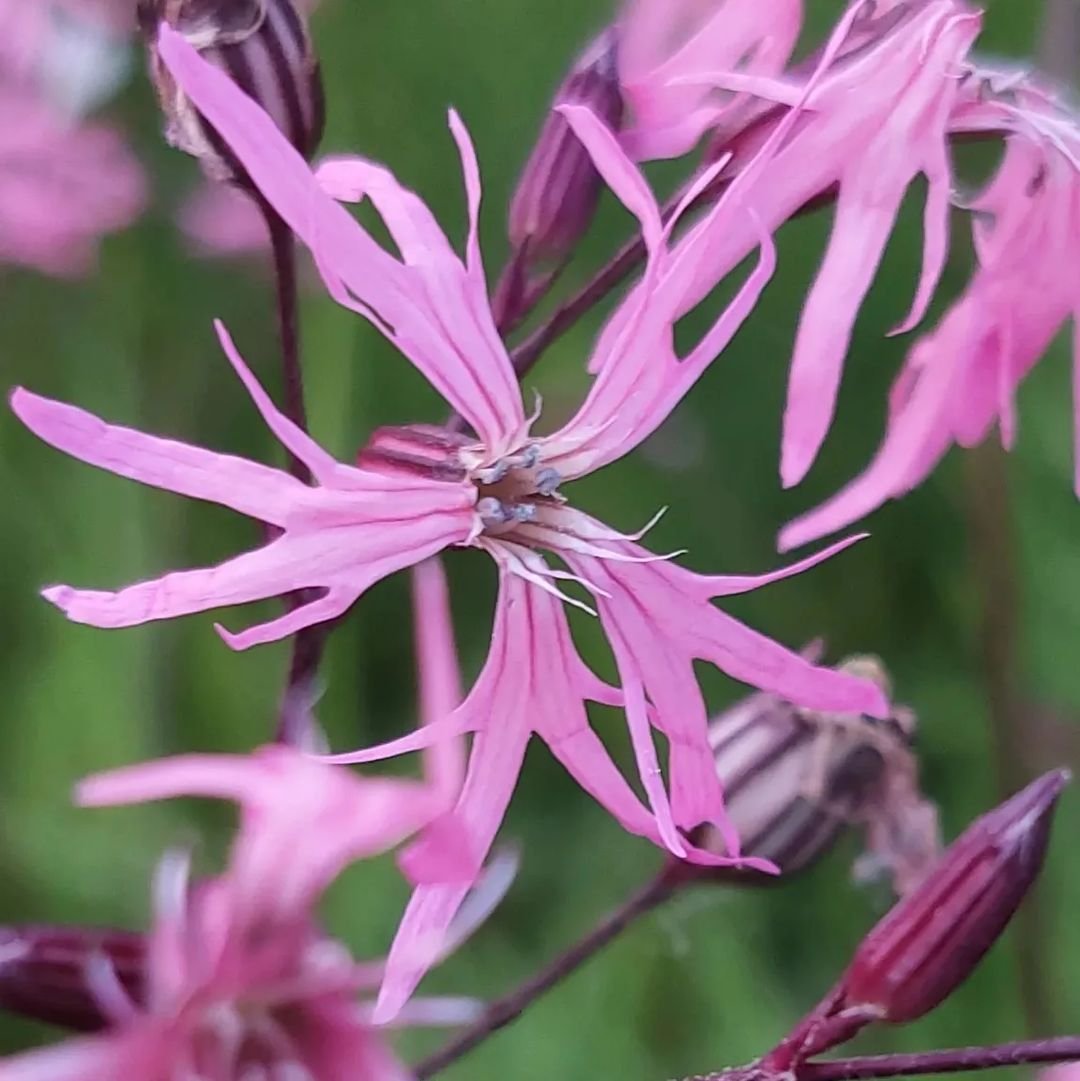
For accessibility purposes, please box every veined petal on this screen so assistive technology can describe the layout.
[158,28,525,454]
[43,508,472,640]
[376,720,532,1023]
[555,522,887,836]
[411,558,466,802]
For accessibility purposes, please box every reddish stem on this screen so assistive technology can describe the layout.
[415,867,678,1078]
[796,1037,1080,1081]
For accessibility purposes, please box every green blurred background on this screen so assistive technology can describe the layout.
[1,1,1077,1077]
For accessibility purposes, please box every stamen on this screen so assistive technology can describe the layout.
[535,467,562,496]
[477,497,511,526]
[474,460,511,485]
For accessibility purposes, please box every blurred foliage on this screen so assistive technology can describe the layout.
[0,0,1077,1077]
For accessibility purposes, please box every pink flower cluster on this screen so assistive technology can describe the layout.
[4,0,1078,1075]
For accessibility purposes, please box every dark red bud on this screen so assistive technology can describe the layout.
[842,769,1069,1023]
[139,0,324,185]
[494,29,623,332]
[0,925,146,1032]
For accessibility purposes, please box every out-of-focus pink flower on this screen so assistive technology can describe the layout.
[617,0,802,162]
[1041,1066,1080,1081]
[0,0,144,275]
[781,75,1080,550]
[0,741,473,1081]
[14,25,888,1014]
[0,89,144,275]
[178,179,269,258]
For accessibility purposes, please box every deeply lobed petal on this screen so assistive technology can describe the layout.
[779,3,979,487]
[15,325,477,642]
[782,87,1080,548]
[158,26,527,457]
[375,548,769,1021]
[556,520,888,834]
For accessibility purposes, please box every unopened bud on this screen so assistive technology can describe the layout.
[695,655,940,891]
[494,29,623,331]
[138,0,324,184]
[0,925,145,1031]
[842,769,1069,1023]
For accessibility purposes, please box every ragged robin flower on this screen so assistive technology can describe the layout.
[11,19,888,1017]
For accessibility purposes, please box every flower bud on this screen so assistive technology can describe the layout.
[493,29,623,331]
[138,0,324,184]
[694,655,940,891]
[841,769,1069,1023]
[0,925,145,1031]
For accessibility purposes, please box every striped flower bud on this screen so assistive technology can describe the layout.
[138,0,324,184]
[841,769,1069,1024]
[696,655,940,891]
[0,925,145,1032]
[493,29,623,331]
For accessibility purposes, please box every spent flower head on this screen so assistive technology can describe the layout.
[698,653,940,892]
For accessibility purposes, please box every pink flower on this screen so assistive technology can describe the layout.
[0,88,145,275]
[14,24,888,1011]
[617,0,802,162]
[781,75,1080,549]
[178,180,271,258]
[0,742,470,1080]
[614,0,980,489]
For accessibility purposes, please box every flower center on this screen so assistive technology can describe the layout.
[472,445,563,529]
[358,424,564,533]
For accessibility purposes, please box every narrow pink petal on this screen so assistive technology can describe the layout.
[78,754,270,808]
[215,586,356,650]
[375,720,532,1022]
[447,109,486,284]
[157,27,524,451]
[701,534,867,596]
[781,171,913,488]
[558,104,663,252]
[43,514,465,637]
[603,624,685,856]
[411,558,465,801]
[317,715,475,765]
[214,321,343,484]
[778,385,956,552]
[10,387,304,527]
[890,157,952,336]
